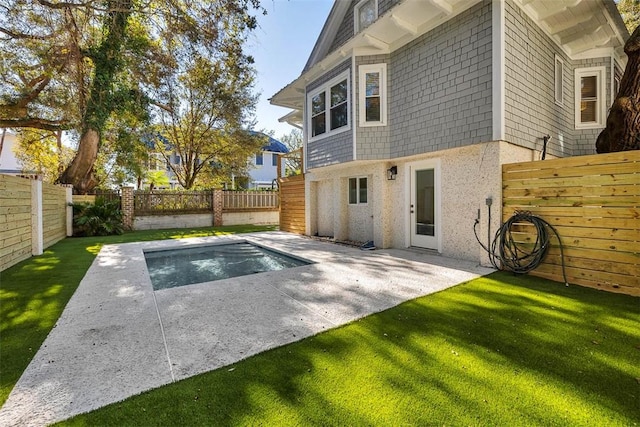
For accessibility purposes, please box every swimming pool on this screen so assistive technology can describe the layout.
[144,241,312,290]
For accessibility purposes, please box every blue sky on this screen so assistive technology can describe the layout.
[247,0,334,139]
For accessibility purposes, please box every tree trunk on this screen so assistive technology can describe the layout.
[58,128,99,194]
[596,26,640,153]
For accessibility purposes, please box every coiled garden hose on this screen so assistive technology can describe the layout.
[474,211,569,285]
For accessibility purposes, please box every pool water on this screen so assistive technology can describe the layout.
[144,241,312,290]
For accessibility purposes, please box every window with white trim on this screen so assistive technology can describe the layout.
[272,153,278,167]
[575,67,606,129]
[354,0,377,34]
[359,63,387,126]
[348,177,367,204]
[308,71,350,140]
[256,153,263,165]
[554,55,563,105]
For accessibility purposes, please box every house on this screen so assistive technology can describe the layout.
[270,0,628,264]
[0,129,38,177]
[142,132,288,190]
[245,132,289,190]
[0,130,22,175]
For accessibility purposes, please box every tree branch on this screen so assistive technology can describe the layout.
[0,118,72,132]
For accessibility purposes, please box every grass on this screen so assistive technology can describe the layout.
[0,224,277,406]
[58,272,640,426]
[2,231,638,426]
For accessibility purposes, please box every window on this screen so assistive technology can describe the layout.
[355,0,377,33]
[272,153,278,167]
[348,177,368,204]
[575,67,606,129]
[359,63,387,126]
[307,71,350,140]
[256,153,263,165]
[554,55,563,105]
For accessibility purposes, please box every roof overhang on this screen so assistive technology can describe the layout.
[270,0,629,112]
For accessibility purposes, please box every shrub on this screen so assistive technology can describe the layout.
[73,198,124,236]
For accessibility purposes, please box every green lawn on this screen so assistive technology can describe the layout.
[0,225,276,406]
[61,272,639,426]
[2,230,639,426]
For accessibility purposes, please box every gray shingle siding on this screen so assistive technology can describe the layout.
[504,0,610,157]
[328,0,401,55]
[573,57,609,155]
[356,55,391,160]
[388,1,493,158]
[306,60,353,169]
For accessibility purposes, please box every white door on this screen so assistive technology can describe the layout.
[409,160,440,250]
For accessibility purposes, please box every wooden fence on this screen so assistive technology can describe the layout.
[133,190,279,215]
[0,175,71,271]
[279,174,305,234]
[134,191,213,215]
[502,150,639,296]
[222,190,279,211]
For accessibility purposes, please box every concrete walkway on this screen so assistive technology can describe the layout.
[0,232,493,426]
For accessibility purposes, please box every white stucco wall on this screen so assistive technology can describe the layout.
[222,210,279,226]
[133,211,278,230]
[305,140,537,264]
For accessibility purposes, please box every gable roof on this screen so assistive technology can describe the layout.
[271,0,629,115]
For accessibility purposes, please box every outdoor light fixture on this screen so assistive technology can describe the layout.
[387,165,398,180]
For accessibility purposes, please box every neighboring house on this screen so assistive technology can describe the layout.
[0,129,37,177]
[246,132,289,189]
[0,130,22,175]
[142,132,288,190]
[270,0,628,263]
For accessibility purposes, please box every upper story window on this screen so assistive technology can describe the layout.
[256,153,263,165]
[554,55,564,106]
[355,0,377,33]
[272,153,278,167]
[359,63,387,126]
[348,177,368,204]
[575,67,606,129]
[308,71,351,141]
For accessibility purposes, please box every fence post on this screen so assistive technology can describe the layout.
[31,179,43,256]
[213,189,223,226]
[63,185,73,236]
[121,186,134,230]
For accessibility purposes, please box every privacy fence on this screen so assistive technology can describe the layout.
[0,175,72,271]
[502,150,639,296]
[277,147,306,234]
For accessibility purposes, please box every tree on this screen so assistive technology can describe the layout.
[617,0,640,34]
[13,128,74,183]
[278,128,303,176]
[151,45,264,189]
[0,0,263,193]
[596,25,640,153]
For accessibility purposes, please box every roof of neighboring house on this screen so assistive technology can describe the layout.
[250,131,289,154]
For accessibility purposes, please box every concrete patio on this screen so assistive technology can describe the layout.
[0,232,494,426]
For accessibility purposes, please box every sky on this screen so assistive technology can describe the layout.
[247,0,334,139]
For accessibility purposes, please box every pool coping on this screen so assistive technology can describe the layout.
[0,231,494,426]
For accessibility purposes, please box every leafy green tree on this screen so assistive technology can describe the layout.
[0,0,263,193]
[279,128,303,176]
[13,128,74,183]
[617,0,640,33]
[146,170,170,190]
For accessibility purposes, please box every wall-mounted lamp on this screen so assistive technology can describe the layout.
[387,165,398,181]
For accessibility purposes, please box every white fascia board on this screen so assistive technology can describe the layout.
[492,0,505,141]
